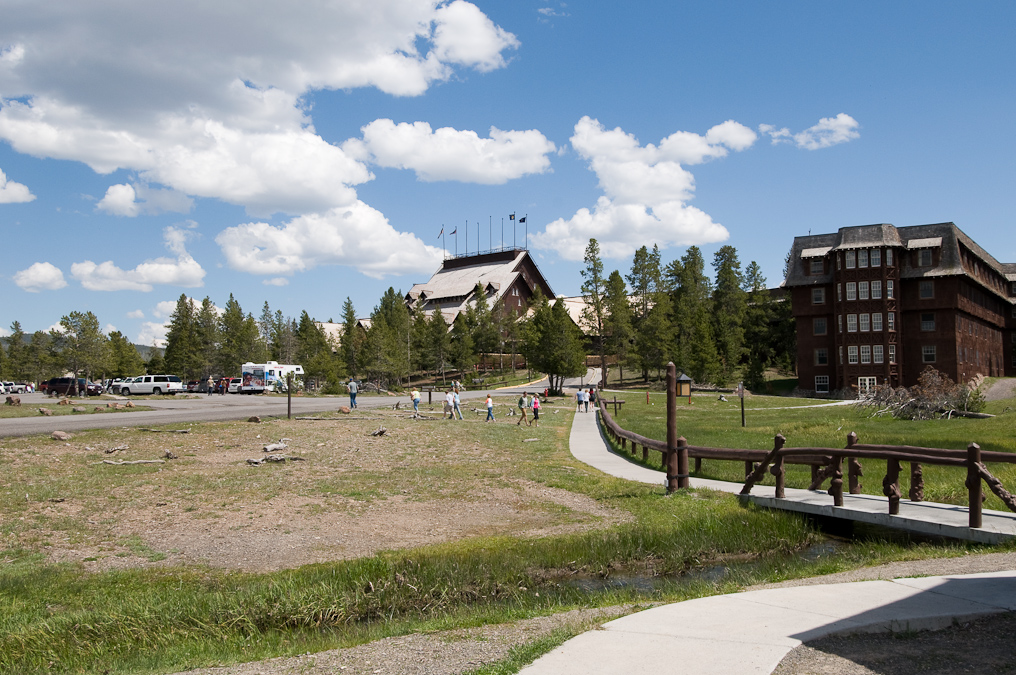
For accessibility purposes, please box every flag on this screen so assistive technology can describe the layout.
[437,226,444,238]
[449,228,457,235]
[509,213,515,221]
[519,217,526,224]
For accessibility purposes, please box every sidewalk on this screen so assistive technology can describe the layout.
[518,406,1016,674]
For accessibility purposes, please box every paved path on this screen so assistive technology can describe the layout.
[519,401,1016,674]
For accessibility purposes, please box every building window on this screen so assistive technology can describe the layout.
[871,280,882,299]
[1012,306,1016,318]
[889,344,897,363]
[921,313,935,331]
[837,253,842,270]
[846,282,857,301]
[858,376,877,392]
[872,313,883,331]
[813,317,827,335]
[815,348,829,365]
[846,251,856,269]
[839,346,843,364]
[860,345,871,364]
[919,280,934,299]
[847,314,858,332]
[887,280,894,299]
[871,249,881,267]
[812,287,825,304]
[837,284,842,302]
[848,346,859,364]
[860,313,871,331]
[888,312,896,331]
[859,281,869,300]
[1011,281,1016,294]
[886,249,894,266]
[859,250,868,268]
[815,376,830,393]
[810,259,824,275]
[919,249,933,267]
[838,315,843,333]
[923,345,937,363]
[873,344,884,363]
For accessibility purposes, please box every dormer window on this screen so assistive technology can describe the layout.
[845,251,856,269]
[918,249,932,267]
[810,259,824,274]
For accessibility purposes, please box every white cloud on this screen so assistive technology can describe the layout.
[0,2,519,217]
[104,323,117,335]
[0,167,35,203]
[13,262,67,292]
[70,225,206,291]
[96,182,193,216]
[0,326,10,338]
[152,301,179,319]
[532,116,753,260]
[759,113,860,150]
[345,119,556,184]
[263,277,289,286]
[127,309,145,319]
[136,321,169,348]
[216,202,443,279]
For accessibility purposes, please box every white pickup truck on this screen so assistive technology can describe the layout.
[119,375,185,396]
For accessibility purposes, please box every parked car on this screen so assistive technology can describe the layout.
[227,377,242,393]
[119,375,185,396]
[44,377,104,396]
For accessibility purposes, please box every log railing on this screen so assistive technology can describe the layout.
[596,362,1016,529]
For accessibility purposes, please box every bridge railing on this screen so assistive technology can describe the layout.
[596,363,1016,529]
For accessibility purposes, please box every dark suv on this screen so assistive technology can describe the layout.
[44,377,104,396]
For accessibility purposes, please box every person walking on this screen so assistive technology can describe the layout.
[587,387,596,413]
[532,395,541,427]
[453,390,464,420]
[485,394,495,421]
[445,389,455,419]
[411,388,421,413]
[206,375,214,396]
[348,379,358,409]
[584,388,592,413]
[516,392,530,426]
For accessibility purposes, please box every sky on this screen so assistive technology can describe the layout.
[2,1,1015,346]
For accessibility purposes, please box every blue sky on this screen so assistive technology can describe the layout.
[2,1,1014,345]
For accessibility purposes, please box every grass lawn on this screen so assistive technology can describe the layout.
[604,390,1016,510]
[0,394,1007,674]
[0,401,153,419]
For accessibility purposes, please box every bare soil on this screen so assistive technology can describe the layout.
[1,408,628,573]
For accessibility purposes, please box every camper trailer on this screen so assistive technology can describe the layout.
[239,362,304,394]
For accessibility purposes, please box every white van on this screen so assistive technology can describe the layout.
[119,375,185,396]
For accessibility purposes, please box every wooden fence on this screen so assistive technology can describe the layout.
[597,362,1016,528]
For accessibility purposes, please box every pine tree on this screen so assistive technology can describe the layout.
[742,261,773,391]
[427,311,450,383]
[339,298,359,377]
[711,245,747,385]
[4,321,29,381]
[580,238,608,386]
[195,297,220,377]
[671,247,719,384]
[107,331,146,377]
[627,244,662,380]
[164,294,200,378]
[52,311,107,393]
[26,331,56,384]
[603,270,634,384]
[449,313,475,374]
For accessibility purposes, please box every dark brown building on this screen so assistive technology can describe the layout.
[785,223,1016,395]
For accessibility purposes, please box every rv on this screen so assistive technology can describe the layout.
[240,362,304,394]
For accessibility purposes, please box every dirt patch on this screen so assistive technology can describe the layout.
[984,377,1016,402]
[3,411,628,573]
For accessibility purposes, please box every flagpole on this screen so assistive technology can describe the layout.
[465,219,468,256]
[525,214,528,250]
[488,216,491,253]
[501,218,504,251]
[442,226,446,259]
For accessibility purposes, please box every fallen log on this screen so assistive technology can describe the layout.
[138,428,190,434]
[97,459,166,465]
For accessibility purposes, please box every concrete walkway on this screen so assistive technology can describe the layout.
[518,404,1016,674]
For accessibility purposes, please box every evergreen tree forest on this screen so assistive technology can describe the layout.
[1,240,794,393]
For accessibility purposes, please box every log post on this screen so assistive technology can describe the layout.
[694,457,702,473]
[666,362,681,492]
[846,432,862,494]
[643,445,649,462]
[771,434,786,498]
[883,458,901,515]
[811,464,820,487]
[829,455,844,506]
[677,437,690,489]
[968,443,982,528]
[909,463,924,502]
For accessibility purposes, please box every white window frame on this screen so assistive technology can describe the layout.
[889,344,896,363]
[871,280,882,299]
[871,249,881,267]
[837,284,842,302]
[815,348,829,365]
[846,282,857,301]
[921,313,935,331]
[888,312,896,331]
[858,376,877,392]
[815,376,830,393]
[848,346,859,364]
[922,345,936,363]
[860,345,871,364]
[872,313,883,331]
[847,314,858,332]
[813,317,827,335]
[859,250,868,268]
[810,259,824,275]
[887,280,894,299]
[859,281,869,300]
[812,287,826,304]
[846,251,856,269]
[873,344,884,364]
[860,313,870,332]
[838,315,843,333]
